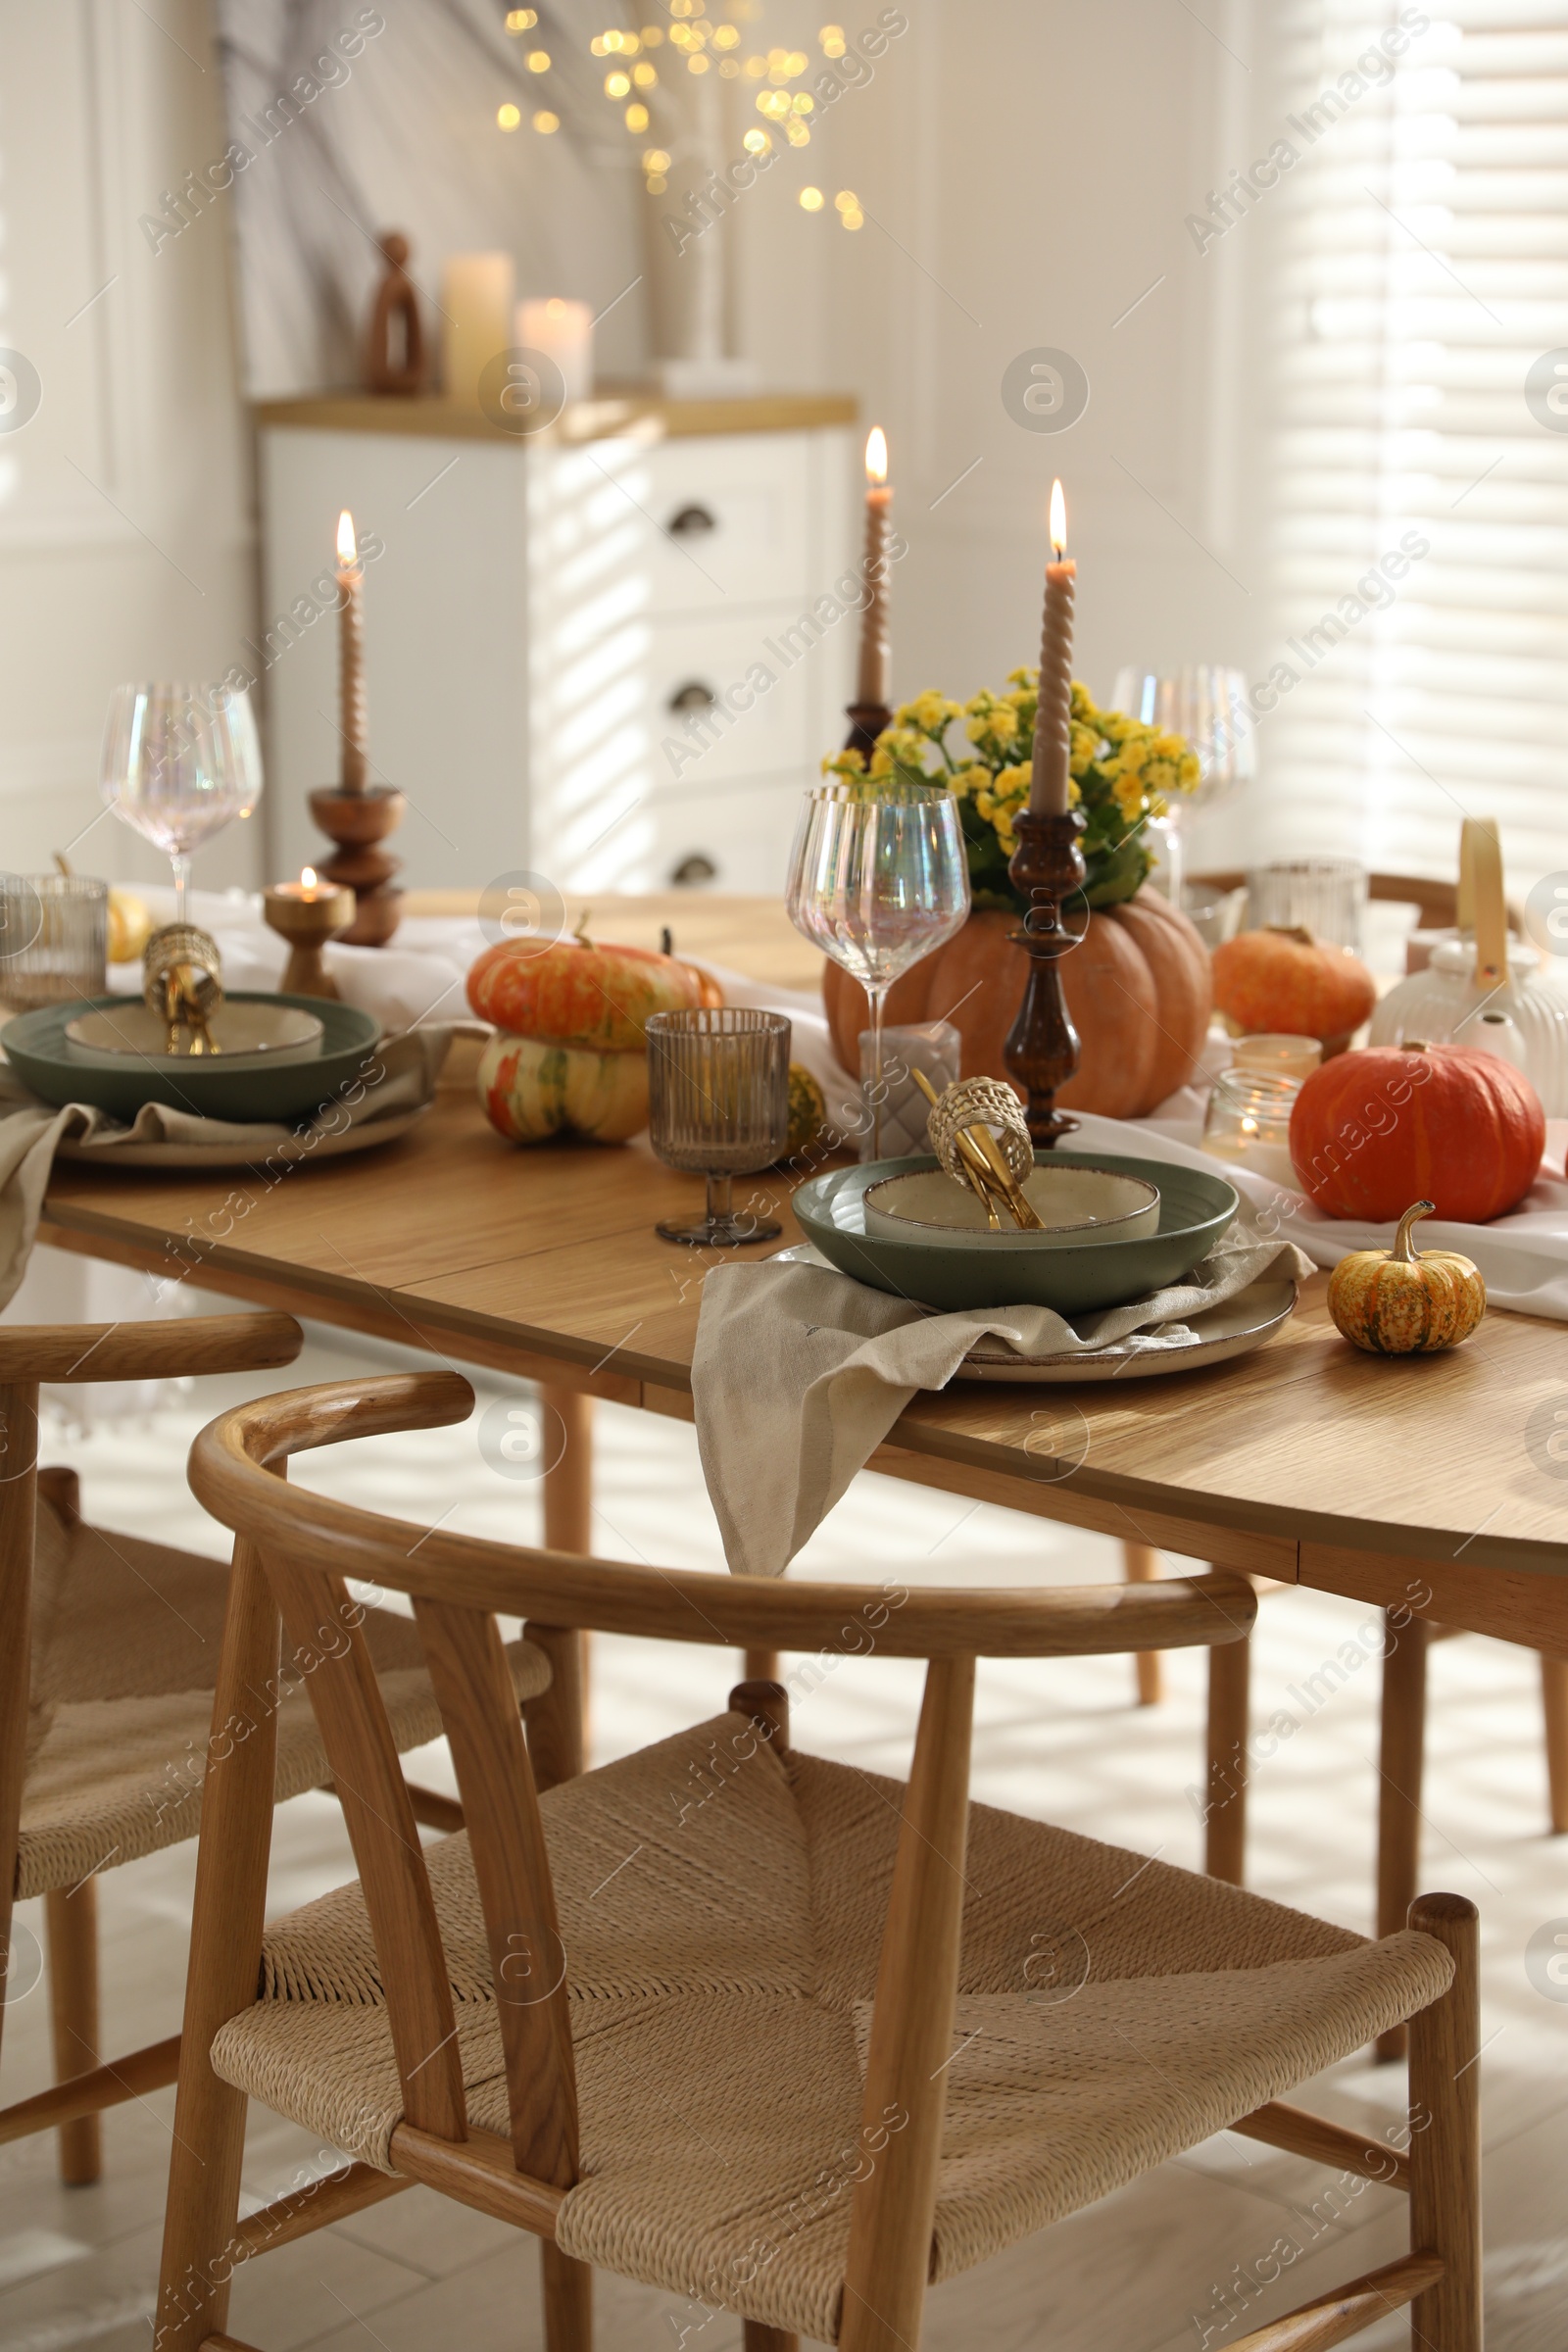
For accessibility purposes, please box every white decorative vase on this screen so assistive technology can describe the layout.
[1369,822,1568,1113]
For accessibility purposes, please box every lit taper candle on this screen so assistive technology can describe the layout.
[856,425,892,709]
[336,509,367,794]
[1028,478,1075,814]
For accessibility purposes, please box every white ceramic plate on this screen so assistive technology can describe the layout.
[65,1001,325,1063]
[863,1161,1160,1249]
[770,1244,1297,1384]
[53,1102,430,1169]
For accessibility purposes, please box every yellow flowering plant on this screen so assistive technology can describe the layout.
[822,672,1200,912]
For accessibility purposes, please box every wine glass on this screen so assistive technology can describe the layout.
[100,683,264,927]
[786,780,970,1158]
[1109,664,1253,914]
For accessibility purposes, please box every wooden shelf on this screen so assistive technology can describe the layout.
[253,390,858,443]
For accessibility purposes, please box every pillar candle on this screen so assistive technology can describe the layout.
[441,251,516,406]
[336,509,367,793]
[1028,478,1076,814]
[857,426,892,709]
[517,296,594,406]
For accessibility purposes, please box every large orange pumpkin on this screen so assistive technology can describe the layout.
[821,893,1212,1119]
[1211,925,1376,1050]
[467,935,703,1048]
[1289,1043,1544,1223]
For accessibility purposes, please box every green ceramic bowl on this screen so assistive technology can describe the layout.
[2,994,381,1125]
[793,1152,1239,1313]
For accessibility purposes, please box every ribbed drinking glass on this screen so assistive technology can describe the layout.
[646,1007,792,1246]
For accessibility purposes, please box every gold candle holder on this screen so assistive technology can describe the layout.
[263,874,355,1000]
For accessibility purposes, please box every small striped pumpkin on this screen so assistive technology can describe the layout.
[1326,1200,1486,1354]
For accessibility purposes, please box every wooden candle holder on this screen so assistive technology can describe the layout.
[843,702,893,760]
[263,883,355,999]
[308,787,405,947]
[1002,808,1088,1150]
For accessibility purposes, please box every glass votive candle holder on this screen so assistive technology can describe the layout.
[646,1006,791,1247]
[1230,1032,1322,1085]
[1202,1067,1300,1189]
[857,1019,962,1161]
[0,875,109,1011]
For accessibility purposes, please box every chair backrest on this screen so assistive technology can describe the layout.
[1190,868,1525,936]
[0,1311,304,2083]
[187,1369,1256,2328]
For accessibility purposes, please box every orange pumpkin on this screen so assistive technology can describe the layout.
[1289,1043,1544,1223]
[1211,924,1376,1051]
[467,934,703,1049]
[821,893,1212,1119]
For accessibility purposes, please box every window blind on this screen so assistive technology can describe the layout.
[1254,0,1568,896]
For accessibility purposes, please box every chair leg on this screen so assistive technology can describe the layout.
[537,1384,593,1783]
[1375,1612,1429,2063]
[743,2327,797,2351]
[1541,1652,1568,1835]
[156,1540,281,2352]
[540,2242,592,2349]
[1407,1892,1481,2352]
[1121,1542,1164,1705]
[1204,1630,1250,1885]
[44,1878,101,2184]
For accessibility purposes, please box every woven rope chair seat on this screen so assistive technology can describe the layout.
[211,1709,1452,2343]
[18,1497,548,1901]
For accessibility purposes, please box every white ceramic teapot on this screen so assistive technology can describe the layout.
[1369,820,1568,1113]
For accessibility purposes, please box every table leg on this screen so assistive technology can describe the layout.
[1121,1543,1164,1706]
[1541,1652,1568,1835]
[529,1386,593,1788]
[1375,1611,1429,2063]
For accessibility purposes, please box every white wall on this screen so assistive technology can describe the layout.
[0,0,260,894]
[0,0,1265,899]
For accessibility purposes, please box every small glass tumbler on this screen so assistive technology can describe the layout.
[1245,858,1367,953]
[0,875,108,1011]
[646,1007,792,1247]
[1230,1032,1323,1085]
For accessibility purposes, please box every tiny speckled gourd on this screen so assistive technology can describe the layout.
[1327,1200,1487,1354]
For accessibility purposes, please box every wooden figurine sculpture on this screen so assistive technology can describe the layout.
[365,231,426,396]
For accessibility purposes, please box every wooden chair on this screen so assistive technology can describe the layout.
[0,1316,553,2187]
[156,1367,1480,2352]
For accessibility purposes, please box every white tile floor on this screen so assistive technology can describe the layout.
[3,1326,1565,2350]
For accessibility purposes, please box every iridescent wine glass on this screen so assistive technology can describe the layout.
[1109,664,1253,914]
[786,780,970,1158]
[100,683,264,927]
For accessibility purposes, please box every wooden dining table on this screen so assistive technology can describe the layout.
[31,892,1568,1863]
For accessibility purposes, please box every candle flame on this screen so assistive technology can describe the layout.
[336,509,358,566]
[864,426,888,485]
[1049,478,1066,559]
[301,866,318,889]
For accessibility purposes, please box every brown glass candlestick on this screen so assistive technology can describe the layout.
[309,786,405,946]
[1003,807,1088,1149]
[843,700,893,760]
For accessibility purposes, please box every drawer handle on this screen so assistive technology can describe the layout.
[668,680,717,712]
[667,503,717,538]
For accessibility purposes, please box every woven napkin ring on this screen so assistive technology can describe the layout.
[925,1076,1035,1188]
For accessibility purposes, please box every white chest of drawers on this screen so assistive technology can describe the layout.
[256,394,858,902]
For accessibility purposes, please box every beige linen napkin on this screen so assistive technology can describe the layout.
[692,1227,1314,1578]
[0,1027,454,1310]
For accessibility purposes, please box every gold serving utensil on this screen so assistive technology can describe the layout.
[967,1120,1047,1231]
[912,1068,1004,1229]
